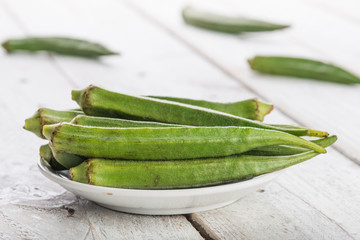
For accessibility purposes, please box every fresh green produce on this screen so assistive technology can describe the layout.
[182,6,289,34]
[71,85,328,137]
[148,96,273,121]
[23,97,273,138]
[2,37,118,58]
[246,135,336,156]
[40,136,336,169]
[70,135,336,189]
[51,149,85,169]
[39,144,66,171]
[70,115,184,128]
[24,108,82,138]
[43,123,326,161]
[248,56,360,84]
[39,118,334,169]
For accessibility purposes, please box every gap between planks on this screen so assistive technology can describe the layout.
[122,0,360,167]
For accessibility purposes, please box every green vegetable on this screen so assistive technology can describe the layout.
[51,149,85,169]
[247,135,336,156]
[182,6,289,34]
[148,96,273,121]
[2,37,119,58]
[43,123,326,162]
[248,56,360,84]
[42,117,334,169]
[39,144,66,171]
[71,85,327,137]
[70,135,336,189]
[24,108,82,138]
[71,115,184,128]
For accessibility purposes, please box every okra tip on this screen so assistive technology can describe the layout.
[308,128,329,138]
[247,58,255,69]
[257,100,274,121]
[23,112,42,138]
[42,123,59,141]
[69,161,89,184]
[71,89,83,105]
[1,40,10,52]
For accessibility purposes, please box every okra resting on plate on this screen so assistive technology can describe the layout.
[24,85,335,189]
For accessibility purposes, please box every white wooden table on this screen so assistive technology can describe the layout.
[1,0,360,239]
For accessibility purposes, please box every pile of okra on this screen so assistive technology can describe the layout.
[24,85,336,189]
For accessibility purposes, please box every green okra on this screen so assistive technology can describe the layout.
[247,135,336,156]
[39,144,66,171]
[70,135,336,189]
[71,85,328,137]
[43,123,326,161]
[148,96,273,121]
[248,56,360,84]
[2,37,119,58]
[53,116,334,167]
[24,108,83,138]
[182,6,289,34]
[70,115,184,128]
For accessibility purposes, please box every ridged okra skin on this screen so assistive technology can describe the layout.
[69,136,336,189]
[69,152,316,188]
[182,6,289,34]
[51,149,85,169]
[23,108,82,138]
[71,85,318,136]
[247,135,336,156]
[71,115,184,128]
[148,96,273,122]
[43,123,326,161]
[2,37,118,58]
[248,56,360,84]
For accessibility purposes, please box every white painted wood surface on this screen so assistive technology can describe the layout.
[0,0,359,239]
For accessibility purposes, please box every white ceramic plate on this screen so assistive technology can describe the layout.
[38,159,282,215]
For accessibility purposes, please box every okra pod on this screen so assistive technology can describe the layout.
[24,108,82,138]
[70,135,335,189]
[70,115,184,128]
[42,116,335,169]
[247,135,336,156]
[2,37,119,58]
[43,123,326,161]
[248,56,360,84]
[39,144,66,171]
[148,96,273,121]
[72,85,327,136]
[182,6,289,34]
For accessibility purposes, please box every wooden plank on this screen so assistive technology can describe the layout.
[302,0,360,24]
[2,0,360,239]
[129,0,360,164]
[191,148,360,240]
[0,201,203,240]
[119,0,360,238]
[0,2,204,239]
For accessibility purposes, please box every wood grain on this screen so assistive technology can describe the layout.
[1,0,360,239]
[0,2,204,239]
